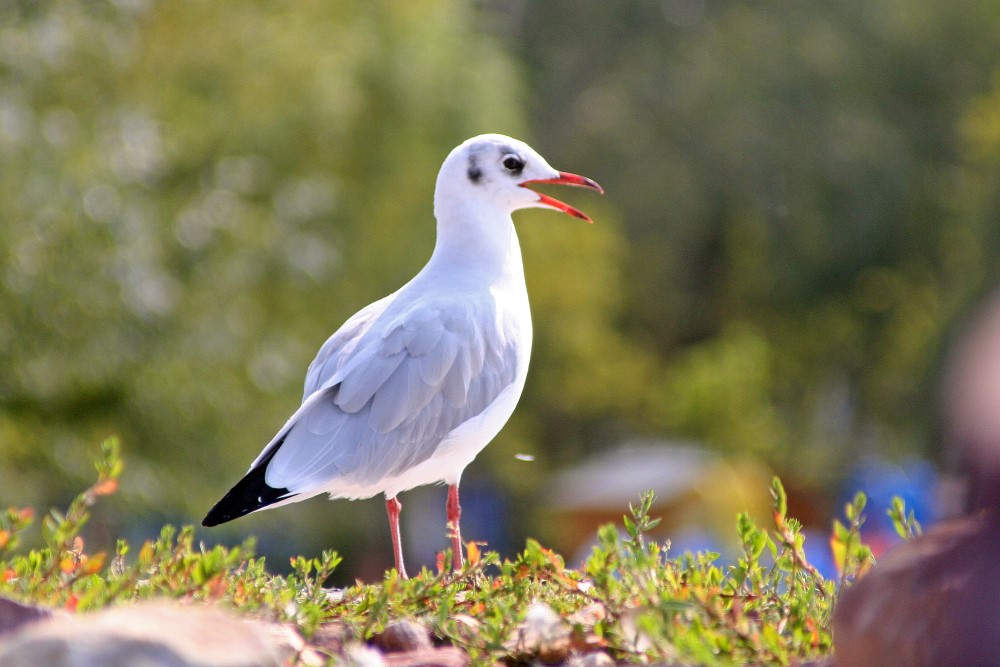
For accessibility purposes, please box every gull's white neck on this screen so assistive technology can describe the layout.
[426,198,525,289]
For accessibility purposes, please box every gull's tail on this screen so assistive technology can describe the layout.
[202,435,296,526]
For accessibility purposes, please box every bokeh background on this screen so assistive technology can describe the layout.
[3,0,1000,581]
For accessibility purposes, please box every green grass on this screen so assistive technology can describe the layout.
[0,437,914,665]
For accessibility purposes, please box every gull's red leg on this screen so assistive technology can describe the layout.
[385,496,408,579]
[446,484,463,571]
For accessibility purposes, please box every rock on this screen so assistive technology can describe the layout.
[371,619,432,652]
[343,644,387,667]
[382,646,468,667]
[506,601,571,664]
[617,608,652,654]
[566,603,606,629]
[834,510,1000,666]
[566,651,615,667]
[310,621,352,654]
[0,601,303,667]
[366,621,468,667]
[0,597,54,637]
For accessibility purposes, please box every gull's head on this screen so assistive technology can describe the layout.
[435,134,603,223]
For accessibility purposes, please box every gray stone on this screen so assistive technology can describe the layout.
[371,619,432,653]
[382,646,468,667]
[0,597,54,637]
[0,601,306,667]
[506,602,571,664]
[342,644,386,667]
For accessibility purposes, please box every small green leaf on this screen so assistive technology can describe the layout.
[771,477,788,518]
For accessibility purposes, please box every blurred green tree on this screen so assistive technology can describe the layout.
[487,0,1000,481]
[0,0,642,570]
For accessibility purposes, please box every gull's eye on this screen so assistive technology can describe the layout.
[502,154,524,174]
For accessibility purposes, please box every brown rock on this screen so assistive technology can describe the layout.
[0,601,303,667]
[834,510,1000,666]
[371,619,432,652]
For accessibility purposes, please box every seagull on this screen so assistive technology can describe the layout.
[202,134,603,578]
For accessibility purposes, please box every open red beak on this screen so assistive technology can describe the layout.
[519,171,604,223]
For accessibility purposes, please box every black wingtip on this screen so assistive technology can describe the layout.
[202,437,294,527]
[201,465,293,526]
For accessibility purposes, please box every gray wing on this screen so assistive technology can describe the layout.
[301,294,396,400]
[260,296,520,493]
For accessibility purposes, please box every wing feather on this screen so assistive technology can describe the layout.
[335,350,406,413]
[404,310,445,355]
[368,356,434,434]
[263,296,522,494]
[303,295,394,399]
[418,332,460,386]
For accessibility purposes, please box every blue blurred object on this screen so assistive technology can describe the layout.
[840,457,938,554]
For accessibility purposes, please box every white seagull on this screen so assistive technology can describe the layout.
[202,134,603,578]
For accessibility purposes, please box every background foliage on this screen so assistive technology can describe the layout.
[3,0,1000,577]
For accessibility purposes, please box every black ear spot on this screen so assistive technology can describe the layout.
[467,154,483,183]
